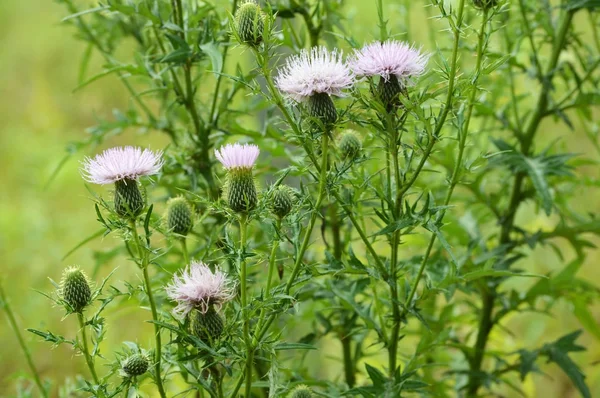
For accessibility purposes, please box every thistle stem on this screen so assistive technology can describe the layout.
[130,221,167,398]
[181,238,190,265]
[0,284,49,398]
[238,214,253,397]
[77,312,100,385]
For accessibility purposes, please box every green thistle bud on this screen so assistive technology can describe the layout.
[338,130,362,160]
[472,0,498,9]
[288,385,313,398]
[308,92,337,128]
[377,75,405,112]
[60,267,92,313]
[166,197,193,236]
[271,185,294,219]
[114,178,145,218]
[191,307,224,343]
[234,1,264,46]
[225,168,258,213]
[122,354,149,377]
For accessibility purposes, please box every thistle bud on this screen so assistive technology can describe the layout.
[308,92,337,128]
[122,354,149,377]
[472,0,498,9]
[60,267,92,313]
[377,75,405,112]
[215,143,260,214]
[289,385,313,398]
[114,178,145,218]
[166,197,194,236]
[338,130,362,160]
[191,306,224,343]
[234,1,264,46]
[271,185,294,219]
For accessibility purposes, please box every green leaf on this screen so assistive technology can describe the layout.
[200,43,223,74]
[573,297,600,341]
[373,218,417,236]
[273,342,317,351]
[566,0,600,10]
[62,229,105,260]
[462,269,545,282]
[365,363,387,389]
[522,156,553,215]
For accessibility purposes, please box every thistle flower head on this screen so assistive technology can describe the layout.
[122,354,149,377]
[214,143,260,170]
[276,46,354,102]
[81,146,164,185]
[351,40,428,84]
[166,261,235,317]
[60,266,92,313]
[289,385,313,398]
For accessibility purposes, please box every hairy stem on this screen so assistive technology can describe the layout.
[77,312,100,385]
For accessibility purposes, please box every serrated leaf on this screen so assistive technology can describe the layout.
[200,43,223,74]
[365,363,387,389]
[273,342,317,351]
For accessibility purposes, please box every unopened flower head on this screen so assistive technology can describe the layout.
[276,46,354,102]
[81,146,164,185]
[350,40,428,84]
[166,261,235,317]
[214,143,260,170]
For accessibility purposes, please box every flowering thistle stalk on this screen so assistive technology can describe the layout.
[276,46,354,129]
[167,261,235,343]
[215,143,260,213]
[81,146,163,219]
[351,40,428,111]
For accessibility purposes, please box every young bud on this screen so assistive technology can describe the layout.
[289,385,313,398]
[271,185,294,219]
[226,168,258,213]
[114,178,145,218]
[308,92,337,128]
[234,1,264,46]
[191,306,224,343]
[60,267,92,313]
[377,75,405,112]
[472,0,498,9]
[122,354,149,377]
[166,197,194,236]
[338,130,362,160]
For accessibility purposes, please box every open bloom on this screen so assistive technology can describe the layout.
[215,143,260,170]
[81,146,164,185]
[166,261,235,317]
[350,40,428,84]
[275,46,354,102]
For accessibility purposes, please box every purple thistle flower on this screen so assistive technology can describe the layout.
[215,143,260,170]
[350,40,428,85]
[166,261,235,317]
[275,46,354,102]
[81,146,164,185]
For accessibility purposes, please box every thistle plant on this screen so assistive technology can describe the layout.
[8,0,600,397]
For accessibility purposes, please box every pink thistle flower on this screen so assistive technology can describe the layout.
[214,143,260,170]
[350,40,428,85]
[166,261,235,317]
[275,46,354,102]
[81,146,164,185]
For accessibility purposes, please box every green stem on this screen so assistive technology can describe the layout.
[77,312,100,385]
[0,284,49,398]
[130,221,167,398]
[181,238,190,265]
[341,332,355,387]
[238,215,253,397]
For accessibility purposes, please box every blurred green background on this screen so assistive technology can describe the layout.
[1,1,599,397]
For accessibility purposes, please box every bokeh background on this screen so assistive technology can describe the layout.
[1,0,599,397]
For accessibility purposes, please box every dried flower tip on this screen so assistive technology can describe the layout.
[234,1,264,46]
[271,185,294,219]
[81,146,163,185]
[276,46,354,102]
[350,40,428,85]
[338,130,362,160]
[166,197,194,236]
[289,385,313,398]
[60,267,92,313]
[191,306,224,344]
[166,261,235,318]
[122,354,149,377]
[114,179,145,218]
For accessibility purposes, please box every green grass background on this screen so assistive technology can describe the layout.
[1,1,599,397]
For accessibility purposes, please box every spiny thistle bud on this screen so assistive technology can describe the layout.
[338,130,362,160]
[271,185,294,219]
[308,93,337,128]
[166,197,193,236]
[122,354,149,377]
[191,306,224,343]
[114,179,145,218]
[234,1,264,46]
[215,143,260,213]
[288,385,313,398]
[377,74,405,111]
[472,0,498,9]
[60,267,92,313]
